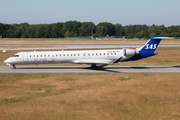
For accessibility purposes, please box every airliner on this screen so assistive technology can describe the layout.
[4,35,171,69]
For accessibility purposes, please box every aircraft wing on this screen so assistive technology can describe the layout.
[72,59,114,64]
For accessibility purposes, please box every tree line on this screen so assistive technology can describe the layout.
[0,21,180,38]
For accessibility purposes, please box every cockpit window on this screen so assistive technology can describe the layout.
[12,55,19,57]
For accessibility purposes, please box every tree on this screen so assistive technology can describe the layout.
[19,22,29,34]
[51,26,58,38]
[93,33,98,38]
[134,33,142,38]
[5,27,14,38]
[115,24,124,36]
[124,25,135,36]
[22,25,36,38]
[13,26,22,38]
[150,33,156,37]
[62,21,81,37]
[1,21,180,38]
[0,23,3,37]
[125,34,134,39]
[96,26,108,37]
[96,22,115,36]
[79,22,95,36]
[171,32,180,37]
[65,31,71,38]
[56,22,64,37]
[35,24,49,38]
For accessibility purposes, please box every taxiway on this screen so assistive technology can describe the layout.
[0,65,180,73]
[1,44,180,50]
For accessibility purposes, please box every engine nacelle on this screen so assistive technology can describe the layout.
[124,49,140,56]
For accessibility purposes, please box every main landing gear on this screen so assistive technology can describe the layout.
[12,64,16,69]
[91,64,98,70]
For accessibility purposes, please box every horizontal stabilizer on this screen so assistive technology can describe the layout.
[153,37,173,40]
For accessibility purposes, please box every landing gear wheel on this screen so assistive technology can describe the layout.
[12,64,16,69]
[91,64,98,70]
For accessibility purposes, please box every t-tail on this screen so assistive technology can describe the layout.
[124,35,172,61]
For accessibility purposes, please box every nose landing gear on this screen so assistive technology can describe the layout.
[12,64,16,69]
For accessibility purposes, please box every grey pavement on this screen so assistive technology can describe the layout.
[1,44,180,51]
[0,65,180,73]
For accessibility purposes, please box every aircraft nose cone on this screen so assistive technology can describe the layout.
[4,59,8,63]
[4,58,11,63]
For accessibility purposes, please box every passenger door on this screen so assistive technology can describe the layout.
[23,52,28,62]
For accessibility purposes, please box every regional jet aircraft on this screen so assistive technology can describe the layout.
[4,35,171,69]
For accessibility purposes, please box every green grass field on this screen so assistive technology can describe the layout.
[0,73,180,120]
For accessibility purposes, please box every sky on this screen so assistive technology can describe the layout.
[0,0,180,26]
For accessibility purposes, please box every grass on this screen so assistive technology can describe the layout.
[0,45,56,49]
[0,73,180,120]
[0,38,180,44]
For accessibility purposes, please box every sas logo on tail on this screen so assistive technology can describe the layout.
[145,44,157,49]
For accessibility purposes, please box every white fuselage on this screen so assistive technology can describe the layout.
[4,49,131,65]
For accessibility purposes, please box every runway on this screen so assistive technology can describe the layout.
[1,44,180,50]
[1,65,180,73]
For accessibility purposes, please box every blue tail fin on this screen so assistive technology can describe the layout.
[135,35,172,59]
[139,35,167,52]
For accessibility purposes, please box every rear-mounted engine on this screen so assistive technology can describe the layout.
[124,49,140,56]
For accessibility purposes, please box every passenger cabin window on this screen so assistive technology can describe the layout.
[40,55,42,57]
[67,54,69,56]
[59,54,61,57]
[37,55,38,57]
[104,53,105,55]
[96,53,98,55]
[63,54,65,56]
[30,55,31,57]
[100,53,101,55]
[74,54,76,56]
[92,53,94,56]
[111,53,113,55]
[56,55,58,57]
[44,55,46,57]
[78,54,80,56]
[33,55,35,57]
[107,53,109,55]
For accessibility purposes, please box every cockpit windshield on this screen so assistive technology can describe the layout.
[12,55,19,57]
